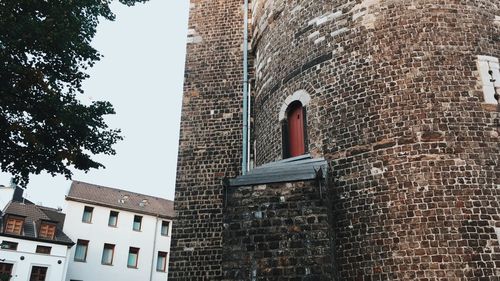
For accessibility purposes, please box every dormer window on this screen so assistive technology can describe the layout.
[39,222,57,240]
[282,101,307,158]
[4,215,24,235]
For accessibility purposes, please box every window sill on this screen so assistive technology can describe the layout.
[101,263,114,266]
[127,266,138,269]
[74,260,87,263]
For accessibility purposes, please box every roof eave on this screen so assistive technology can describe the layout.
[65,196,174,220]
[0,233,75,247]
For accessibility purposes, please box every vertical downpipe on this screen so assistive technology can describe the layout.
[242,0,249,175]
[247,83,252,172]
[149,216,159,281]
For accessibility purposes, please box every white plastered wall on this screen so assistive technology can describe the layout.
[63,200,172,281]
[0,236,70,281]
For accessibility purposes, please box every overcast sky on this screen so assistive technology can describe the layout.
[0,0,190,209]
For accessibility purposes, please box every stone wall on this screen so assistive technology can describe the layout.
[223,180,335,280]
[251,0,500,280]
[168,0,245,279]
[172,0,500,279]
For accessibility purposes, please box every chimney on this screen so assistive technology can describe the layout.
[11,178,25,203]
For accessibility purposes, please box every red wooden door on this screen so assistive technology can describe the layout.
[287,103,305,157]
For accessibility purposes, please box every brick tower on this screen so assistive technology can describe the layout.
[171,0,500,280]
[168,0,244,279]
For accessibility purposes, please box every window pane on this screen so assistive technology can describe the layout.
[127,253,137,267]
[161,221,169,236]
[101,244,114,265]
[133,216,142,231]
[29,266,47,281]
[74,240,88,261]
[82,206,93,223]
[75,245,85,261]
[0,262,13,276]
[1,241,18,251]
[133,221,140,231]
[156,252,167,272]
[127,247,139,268]
[108,211,118,227]
[36,246,51,254]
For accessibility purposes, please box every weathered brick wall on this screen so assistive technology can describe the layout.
[252,0,500,280]
[223,180,335,280]
[169,0,244,279]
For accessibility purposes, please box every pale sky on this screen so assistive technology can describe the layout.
[0,0,190,209]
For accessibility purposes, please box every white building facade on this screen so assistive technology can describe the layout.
[63,181,173,281]
[0,237,71,281]
[1,194,74,281]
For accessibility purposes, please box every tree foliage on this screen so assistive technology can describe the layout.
[0,0,147,186]
[0,273,10,281]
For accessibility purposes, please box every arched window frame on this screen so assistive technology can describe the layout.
[279,90,311,159]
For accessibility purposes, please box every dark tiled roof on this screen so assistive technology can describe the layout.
[67,181,174,219]
[0,202,74,246]
[229,154,328,187]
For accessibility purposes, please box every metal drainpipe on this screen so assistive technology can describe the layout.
[149,215,160,281]
[242,0,249,175]
[247,83,252,172]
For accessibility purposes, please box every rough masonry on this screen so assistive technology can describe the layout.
[171,0,500,280]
